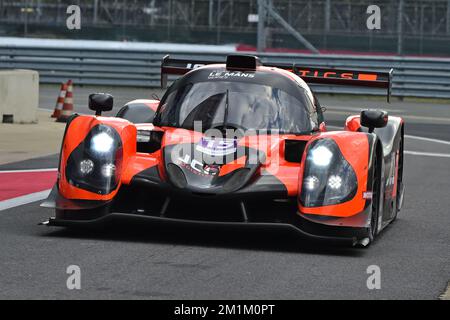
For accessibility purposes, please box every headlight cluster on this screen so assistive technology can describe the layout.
[65,124,123,195]
[300,139,357,207]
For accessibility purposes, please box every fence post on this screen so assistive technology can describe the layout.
[397,0,404,55]
[257,0,267,52]
[324,0,331,49]
[447,0,450,35]
[93,0,98,24]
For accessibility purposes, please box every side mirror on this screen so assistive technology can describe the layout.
[360,109,388,133]
[89,93,113,116]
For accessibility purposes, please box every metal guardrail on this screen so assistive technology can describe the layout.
[1,43,450,99]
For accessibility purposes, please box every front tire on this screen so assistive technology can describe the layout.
[357,148,381,248]
[369,148,382,243]
[393,134,404,221]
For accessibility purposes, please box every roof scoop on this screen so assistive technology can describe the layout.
[226,55,261,71]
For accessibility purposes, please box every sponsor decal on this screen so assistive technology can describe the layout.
[385,155,396,188]
[208,70,255,80]
[186,63,206,69]
[204,164,221,176]
[385,176,395,187]
[178,154,220,177]
[295,69,378,81]
[363,191,373,200]
[196,137,237,156]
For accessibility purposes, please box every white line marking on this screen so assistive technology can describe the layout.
[325,111,450,124]
[325,110,356,116]
[325,106,402,113]
[400,115,450,124]
[404,135,450,146]
[322,126,450,158]
[0,168,57,174]
[326,125,342,130]
[405,151,450,158]
[0,189,51,211]
[328,126,450,146]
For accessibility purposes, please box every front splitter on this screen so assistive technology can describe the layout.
[40,212,359,246]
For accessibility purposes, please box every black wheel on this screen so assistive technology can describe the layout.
[393,135,404,221]
[368,150,381,244]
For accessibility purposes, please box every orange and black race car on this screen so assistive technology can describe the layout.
[41,54,405,247]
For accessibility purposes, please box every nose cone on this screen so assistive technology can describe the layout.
[163,137,261,194]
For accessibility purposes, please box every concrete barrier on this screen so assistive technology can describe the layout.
[0,70,39,124]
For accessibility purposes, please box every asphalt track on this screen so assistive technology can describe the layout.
[0,85,449,299]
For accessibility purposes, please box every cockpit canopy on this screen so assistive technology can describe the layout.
[154,67,318,134]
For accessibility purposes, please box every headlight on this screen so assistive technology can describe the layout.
[300,139,357,207]
[79,159,94,175]
[310,145,333,167]
[91,132,114,153]
[65,124,123,195]
[304,175,320,191]
[101,163,116,177]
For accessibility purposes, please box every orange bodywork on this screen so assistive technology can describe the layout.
[219,156,247,177]
[345,115,362,132]
[121,153,160,184]
[58,115,136,200]
[238,134,310,196]
[298,131,370,218]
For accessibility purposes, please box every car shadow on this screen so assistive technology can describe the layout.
[42,217,366,257]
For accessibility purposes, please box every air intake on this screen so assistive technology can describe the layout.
[226,55,261,71]
[285,140,307,163]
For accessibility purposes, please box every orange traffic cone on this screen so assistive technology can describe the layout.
[56,80,74,123]
[51,82,68,118]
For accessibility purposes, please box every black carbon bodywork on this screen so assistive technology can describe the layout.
[116,102,156,123]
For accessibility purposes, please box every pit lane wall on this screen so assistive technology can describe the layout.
[0,69,39,124]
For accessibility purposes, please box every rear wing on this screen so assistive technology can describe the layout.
[161,55,393,102]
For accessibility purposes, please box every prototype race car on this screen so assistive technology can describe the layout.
[41,54,405,247]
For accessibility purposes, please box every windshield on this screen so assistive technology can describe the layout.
[156,81,315,134]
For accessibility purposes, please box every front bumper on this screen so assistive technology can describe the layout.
[41,184,370,246]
